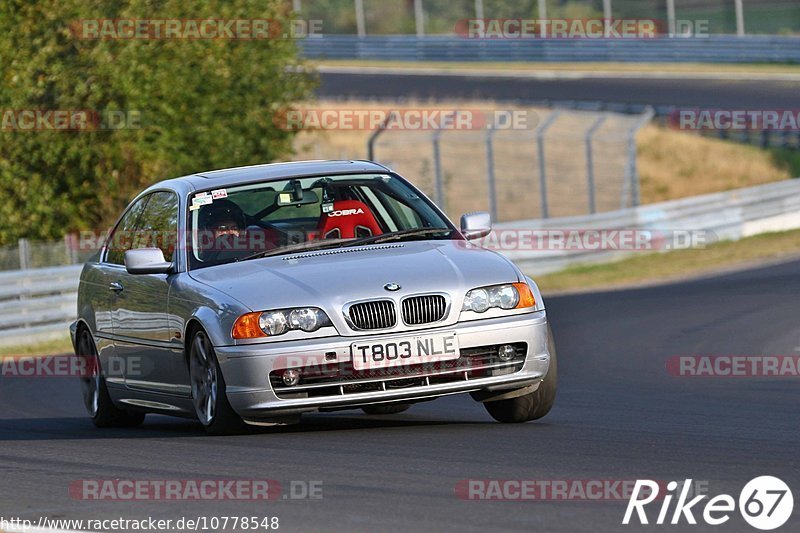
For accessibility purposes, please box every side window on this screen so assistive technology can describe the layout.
[135,191,179,262]
[105,196,149,265]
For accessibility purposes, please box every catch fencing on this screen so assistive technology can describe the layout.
[369,107,653,222]
[294,0,799,38]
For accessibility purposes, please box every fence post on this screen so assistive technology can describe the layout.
[367,112,396,161]
[536,111,562,219]
[666,0,676,36]
[623,107,655,208]
[18,238,30,270]
[430,111,460,213]
[414,0,425,37]
[585,115,607,215]
[355,0,366,37]
[485,126,498,222]
[432,129,445,211]
[735,0,745,37]
[537,0,547,37]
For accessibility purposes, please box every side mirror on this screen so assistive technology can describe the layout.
[460,211,492,240]
[124,248,173,275]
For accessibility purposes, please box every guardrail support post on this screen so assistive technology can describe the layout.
[18,238,30,270]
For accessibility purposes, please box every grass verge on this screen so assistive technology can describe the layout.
[1,333,73,358]
[534,228,800,293]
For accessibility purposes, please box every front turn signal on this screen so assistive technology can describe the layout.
[513,282,536,309]
[232,312,267,339]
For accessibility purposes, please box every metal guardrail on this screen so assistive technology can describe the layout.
[498,178,800,275]
[0,265,82,347]
[2,178,800,346]
[300,35,800,63]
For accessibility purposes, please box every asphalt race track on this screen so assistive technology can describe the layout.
[318,71,800,109]
[2,259,798,532]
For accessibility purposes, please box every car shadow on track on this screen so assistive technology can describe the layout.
[0,413,506,440]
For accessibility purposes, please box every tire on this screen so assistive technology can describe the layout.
[361,404,411,415]
[76,327,145,428]
[189,328,245,435]
[483,326,558,423]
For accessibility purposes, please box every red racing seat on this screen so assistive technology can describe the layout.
[316,200,383,239]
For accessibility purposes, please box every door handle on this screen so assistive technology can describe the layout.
[109,281,124,292]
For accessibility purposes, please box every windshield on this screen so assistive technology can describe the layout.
[188,173,454,270]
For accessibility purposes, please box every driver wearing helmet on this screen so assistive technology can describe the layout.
[200,200,248,263]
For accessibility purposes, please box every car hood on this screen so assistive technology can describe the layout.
[188,240,521,314]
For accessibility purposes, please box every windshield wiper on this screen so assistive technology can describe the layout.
[348,227,454,246]
[239,228,453,262]
[239,238,356,261]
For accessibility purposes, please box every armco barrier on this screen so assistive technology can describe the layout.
[1,179,799,346]
[498,179,800,274]
[299,35,800,64]
[0,265,82,348]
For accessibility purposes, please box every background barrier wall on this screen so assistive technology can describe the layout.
[300,35,800,63]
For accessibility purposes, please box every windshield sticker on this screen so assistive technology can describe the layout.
[192,193,212,206]
[189,204,200,211]
[211,189,228,199]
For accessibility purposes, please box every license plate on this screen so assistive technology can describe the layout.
[351,332,459,371]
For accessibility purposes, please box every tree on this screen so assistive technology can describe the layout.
[0,0,315,244]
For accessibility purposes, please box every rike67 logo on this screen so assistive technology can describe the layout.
[623,477,793,530]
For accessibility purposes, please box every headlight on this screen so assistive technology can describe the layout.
[462,283,535,313]
[232,307,332,339]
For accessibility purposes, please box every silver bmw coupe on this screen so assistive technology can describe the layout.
[71,160,556,434]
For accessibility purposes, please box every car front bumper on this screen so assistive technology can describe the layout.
[216,310,552,421]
